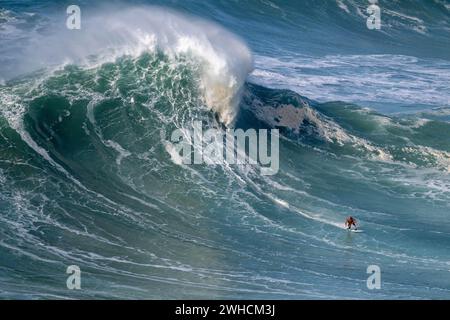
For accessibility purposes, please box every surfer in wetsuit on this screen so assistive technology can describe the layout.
[345,216,357,230]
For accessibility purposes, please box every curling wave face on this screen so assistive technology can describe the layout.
[2,7,253,126]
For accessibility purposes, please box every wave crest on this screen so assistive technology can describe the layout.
[15,6,254,126]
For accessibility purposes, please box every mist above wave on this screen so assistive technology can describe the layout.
[12,6,254,126]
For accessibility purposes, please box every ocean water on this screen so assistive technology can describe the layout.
[0,0,449,299]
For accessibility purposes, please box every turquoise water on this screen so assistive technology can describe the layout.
[0,1,450,299]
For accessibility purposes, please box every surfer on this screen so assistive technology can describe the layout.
[345,216,357,230]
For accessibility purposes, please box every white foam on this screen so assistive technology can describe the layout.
[16,6,253,127]
[336,0,350,14]
[250,54,450,108]
[105,140,132,166]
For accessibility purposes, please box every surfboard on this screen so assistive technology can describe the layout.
[348,229,363,233]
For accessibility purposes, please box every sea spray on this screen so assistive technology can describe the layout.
[16,6,254,126]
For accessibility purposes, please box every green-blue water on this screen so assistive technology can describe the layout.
[0,1,450,299]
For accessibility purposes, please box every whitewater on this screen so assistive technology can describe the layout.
[0,0,450,299]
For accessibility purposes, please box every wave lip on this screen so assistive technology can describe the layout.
[13,6,253,127]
